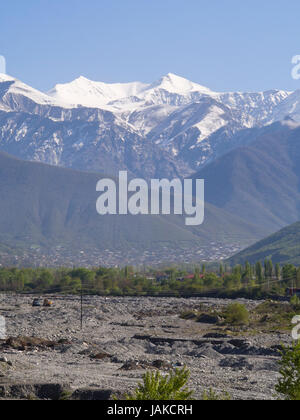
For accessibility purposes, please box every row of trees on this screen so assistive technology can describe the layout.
[0,258,298,297]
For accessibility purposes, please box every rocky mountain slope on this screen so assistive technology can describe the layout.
[0,73,299,178]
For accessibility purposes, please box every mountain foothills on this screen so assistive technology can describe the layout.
[228,221,300,266]
[0,72,300,265]
[0,151,263,267]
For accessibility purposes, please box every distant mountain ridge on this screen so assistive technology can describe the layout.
[0,72,298,178]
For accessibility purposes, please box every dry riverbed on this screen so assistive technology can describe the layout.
[0,294,293,400]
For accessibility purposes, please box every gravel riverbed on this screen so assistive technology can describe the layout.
[0,294,293,400]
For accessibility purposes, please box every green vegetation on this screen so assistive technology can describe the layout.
[123,368,193,401]
[0,257,298,299]
[229,222,300,266]
[202,389,231,401]
[290,294,300,309]
[253,301,298,332]
[119,367,232,401]
[181,299,300,336]
[224,303,249,326]
[276,342,300,400]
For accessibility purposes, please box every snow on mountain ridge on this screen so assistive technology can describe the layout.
[0,73,16,83]
[48,76,149,108]
[0,74,70,108]
[48,73,215,109]
[1,72,300,178]
[148,73,214,95]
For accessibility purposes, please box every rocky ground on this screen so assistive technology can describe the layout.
[0,294,293,400]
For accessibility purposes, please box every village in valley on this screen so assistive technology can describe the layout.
[0,242,242,269]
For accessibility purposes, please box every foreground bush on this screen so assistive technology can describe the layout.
[124,367,193,400]
[290,294,300,310]
[224,303,249,325]
[202,389,231,400]
[276,341,300,400]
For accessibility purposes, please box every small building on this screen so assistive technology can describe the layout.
[286,288,300,297]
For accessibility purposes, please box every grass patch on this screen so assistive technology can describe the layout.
[180,300,299,335]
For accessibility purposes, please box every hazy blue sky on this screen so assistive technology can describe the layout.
[1,0,300,92]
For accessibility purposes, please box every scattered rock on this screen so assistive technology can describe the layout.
[151,360,172,370]
[219,357,254,371]
[197,314,221,324]
[91,352,112,361]
[120,359,172,371]
[203,333,229,339]
[70,388,113,401]
[120,361,143,371]
[189,343,223,360]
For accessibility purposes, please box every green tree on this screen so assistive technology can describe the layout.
[194,267,200,282]
[296,268,300,289]
[37,270,54,290]
[255,262,263,284]
[276,342,300,400]
[290,294,300,309]
[242,261,251,287]
[263,258,269,279]
[264,259,273,279]
[219,264,224,277]
[282,265,297,286]
[124,368,193,401]
[224,303,249,325]
[233,265,242,282]
[275,264,281,281]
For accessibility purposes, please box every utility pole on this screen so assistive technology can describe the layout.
[80,286,83,330]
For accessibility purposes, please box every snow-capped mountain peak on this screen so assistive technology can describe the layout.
[48,73,215,109]
[0,73,16,83]
[48,76,149,108]
[149,73,214,95]
[0,73,69,109]
[1,72,300,181]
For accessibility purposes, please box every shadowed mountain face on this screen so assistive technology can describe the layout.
[228,221,300,265]
[0,151,264,266]
[194,123,300,233]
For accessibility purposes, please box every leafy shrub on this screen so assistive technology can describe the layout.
[276,341,300,400]
[256,301,293,315]
[224,303,249,325]
[180,310,198,320]
[124,367,193,400]
[255,301,297,330]
[291,294,300,310]
[202,388,231,400]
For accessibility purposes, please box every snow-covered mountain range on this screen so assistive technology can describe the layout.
[0,72,299,178]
